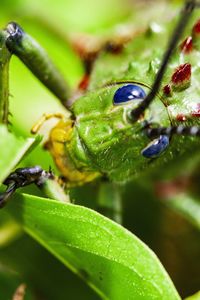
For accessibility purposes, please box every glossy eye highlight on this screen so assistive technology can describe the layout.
[113,84,146,105]
[141,135,169,158]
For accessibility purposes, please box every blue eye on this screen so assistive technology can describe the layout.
[141,135,169,158]
[113,84,146,105]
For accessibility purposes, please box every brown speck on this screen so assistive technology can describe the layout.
[104,41,123,54]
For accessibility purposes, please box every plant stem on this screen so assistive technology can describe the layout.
[97,182,122,224]
[0,30,11,125]
[41,178,70,203]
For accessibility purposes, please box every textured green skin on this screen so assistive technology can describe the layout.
[67,10,200,183]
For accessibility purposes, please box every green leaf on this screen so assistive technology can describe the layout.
[0,233,98,299]
[0,125,38,183]
[0,217,22,248]
[185,291,200,300]
[6,193,181,300]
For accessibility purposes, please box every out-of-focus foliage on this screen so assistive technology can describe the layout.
[5,193,180,300]
[1,0,200,299]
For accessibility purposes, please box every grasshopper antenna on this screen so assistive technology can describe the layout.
[130,0,198,122]
[141,124,200,158]
[146,125,200,138]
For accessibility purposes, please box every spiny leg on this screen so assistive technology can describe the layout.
[0,166,51,208]
[0,166,69,208]
[0,22,69,108]
[130,0,199,121]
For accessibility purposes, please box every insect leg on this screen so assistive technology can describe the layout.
[31,112,65,134]
[1,22,69,106]
[0,166,69,208]
[0,166,49,207]
[130,0,198,121]
[0,182,17,208]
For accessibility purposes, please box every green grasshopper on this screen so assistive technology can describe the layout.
[1,0,200,218]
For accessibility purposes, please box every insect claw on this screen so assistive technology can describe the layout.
[0,182,17,208]
[0,166,55,208]
[47,166,55,181]
[35,170,53,186]
[5,22,24,52]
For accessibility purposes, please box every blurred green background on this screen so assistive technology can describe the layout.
[1,0,200,299]
[1,0,132,136]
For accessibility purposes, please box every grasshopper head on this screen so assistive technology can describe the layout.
[73,82,170,182]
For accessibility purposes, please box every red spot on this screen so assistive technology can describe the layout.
[171,63,191,86]
[191,103,200,117]
[163,84,171,96]
[180,36,193,53]
[176,114,187,122]
[193,19,200,35]
[78,74,90,91]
